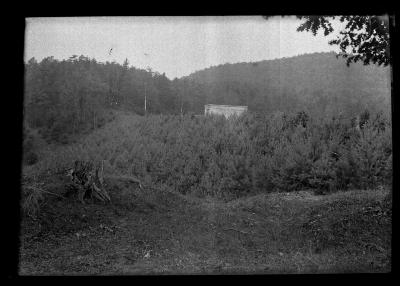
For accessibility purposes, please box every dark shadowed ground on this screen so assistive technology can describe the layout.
[19,176,391,274]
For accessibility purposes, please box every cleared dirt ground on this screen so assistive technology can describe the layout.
[19,176,391,274]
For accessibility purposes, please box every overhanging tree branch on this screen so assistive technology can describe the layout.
[263,15,391,66]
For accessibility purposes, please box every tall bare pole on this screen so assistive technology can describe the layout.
[144,53,150,116]
[144,82,147,115]
[181,81,184,116]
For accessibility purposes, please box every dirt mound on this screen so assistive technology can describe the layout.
[301,190,391,270]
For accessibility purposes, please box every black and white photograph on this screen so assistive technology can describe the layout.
[19,15,392,275]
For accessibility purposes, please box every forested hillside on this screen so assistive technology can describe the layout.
[182,52,391,117]
[24,52,391,147]
[24,55,180,144]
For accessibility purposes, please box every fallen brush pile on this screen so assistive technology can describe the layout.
[65,160,111,204]
[21,160,147,218]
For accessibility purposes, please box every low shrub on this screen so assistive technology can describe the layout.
[22,110,392,202]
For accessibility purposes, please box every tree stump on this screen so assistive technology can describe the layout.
[67,160,111,203]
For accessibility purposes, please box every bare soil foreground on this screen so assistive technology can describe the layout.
[19,177,391,274]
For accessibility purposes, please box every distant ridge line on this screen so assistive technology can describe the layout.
[183,51,339,79]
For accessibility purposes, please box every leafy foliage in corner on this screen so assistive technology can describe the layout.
[296,16,391,66]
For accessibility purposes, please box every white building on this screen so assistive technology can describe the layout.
[204,104,248,118]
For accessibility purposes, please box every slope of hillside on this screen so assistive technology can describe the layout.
[180,52,391,117]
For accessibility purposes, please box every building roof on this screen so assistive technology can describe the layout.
[205,104,248,109]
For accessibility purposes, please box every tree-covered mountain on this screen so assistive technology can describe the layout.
[23,52,391,146]
[24,55,180,144]
[179,52,391,118]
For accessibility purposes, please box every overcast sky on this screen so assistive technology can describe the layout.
[25,16,343,79]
